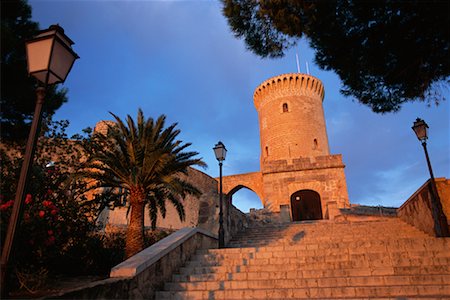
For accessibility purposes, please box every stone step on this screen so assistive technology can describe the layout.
[214,240,449,254]
[155,284,450,299]
[198,247,450,260]
[226,237,447,248]
[185,257,450,269]
[230,229,428,239]
[231,229,424,239]
[234,219,421,231]
[229,234,427,245]
[230,234,426,243]
[235,224,419,231]
[230,225,430,237]
[171,265,450,282]
[186,250,450,268]
[217,237,449,253]
[179,256,450,276]
[164,274,450,291]
[157,218,449,299]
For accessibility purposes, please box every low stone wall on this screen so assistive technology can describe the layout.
[224,200,250,244]
[398,178,449,236]
[340,204,397,217]
[47,228,217,299]
[248,208,282,224]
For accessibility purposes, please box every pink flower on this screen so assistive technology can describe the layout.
[25,194,32,204]
[0,200,14,211]
[43,200,53,207]
[39,210,45,218]
[50,209,58,215]
[47,230,54,236]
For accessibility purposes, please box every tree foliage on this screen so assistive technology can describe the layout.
[0,118,178,294]
[0,119,104,293]
[79,109,206,258]
[1,0,68,141]
[222,0,449,112]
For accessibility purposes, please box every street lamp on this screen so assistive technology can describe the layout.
[213,141,227,248]
[0,24,79,293]
[412,118,449,237]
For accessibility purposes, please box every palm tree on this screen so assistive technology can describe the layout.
[80,109,206,258]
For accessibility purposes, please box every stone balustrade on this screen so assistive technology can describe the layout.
[45,227,217,299]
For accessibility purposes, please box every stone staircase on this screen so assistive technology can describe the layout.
[156,217,450,299]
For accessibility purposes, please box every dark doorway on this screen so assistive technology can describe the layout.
[290,190,323,221]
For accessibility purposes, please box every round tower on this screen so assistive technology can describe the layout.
[253,73,330,166]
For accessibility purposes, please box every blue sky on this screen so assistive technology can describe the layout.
[29,0,449,212]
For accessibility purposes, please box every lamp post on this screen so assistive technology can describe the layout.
[0,24,79,294]
[412,118,449,237]
[213,141,227,248]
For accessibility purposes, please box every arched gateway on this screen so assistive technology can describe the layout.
[290,190,323,221]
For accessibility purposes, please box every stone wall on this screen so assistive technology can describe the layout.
[262,156,349,214]
[398,178,450,236]
[46,228,217,299]
[103,166,251,246]
[437,179,450,221]
[224,199,250,244]
[247,208,286,226]
[102,167,222,232]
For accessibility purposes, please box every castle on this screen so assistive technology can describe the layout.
[221,73,349,221]
[99,72,350,229]
[44,73,450,300]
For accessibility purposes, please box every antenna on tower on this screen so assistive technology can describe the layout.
[306,61,310,75]
[295,53,300,73]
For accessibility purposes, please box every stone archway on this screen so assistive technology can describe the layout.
[227,185,263,212]
[221,172,264,207]
[290,190,323,221]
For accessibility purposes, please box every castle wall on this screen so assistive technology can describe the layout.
[103,168,221,232]
[261,155,349,215]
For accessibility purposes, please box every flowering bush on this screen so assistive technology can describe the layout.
[0,119,103,292]
[1,119,174,294]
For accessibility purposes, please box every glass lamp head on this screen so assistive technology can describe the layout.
[412,118,428,142]
[26,24,79,85]
[213,141,227,162]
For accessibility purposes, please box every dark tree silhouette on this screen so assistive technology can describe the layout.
[1,0,68,142]
[222,0,449,112]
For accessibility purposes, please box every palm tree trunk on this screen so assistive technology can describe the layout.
[125,197,145,258]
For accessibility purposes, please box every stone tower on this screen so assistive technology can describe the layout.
[221,73,349,221]
[254,73,330,166]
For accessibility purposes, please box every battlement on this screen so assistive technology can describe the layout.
[94,120,116,135]
[261,154,345,174]
[253,73,325,109]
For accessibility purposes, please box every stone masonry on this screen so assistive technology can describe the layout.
[157,216,450,299]
[222,73,349,220]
